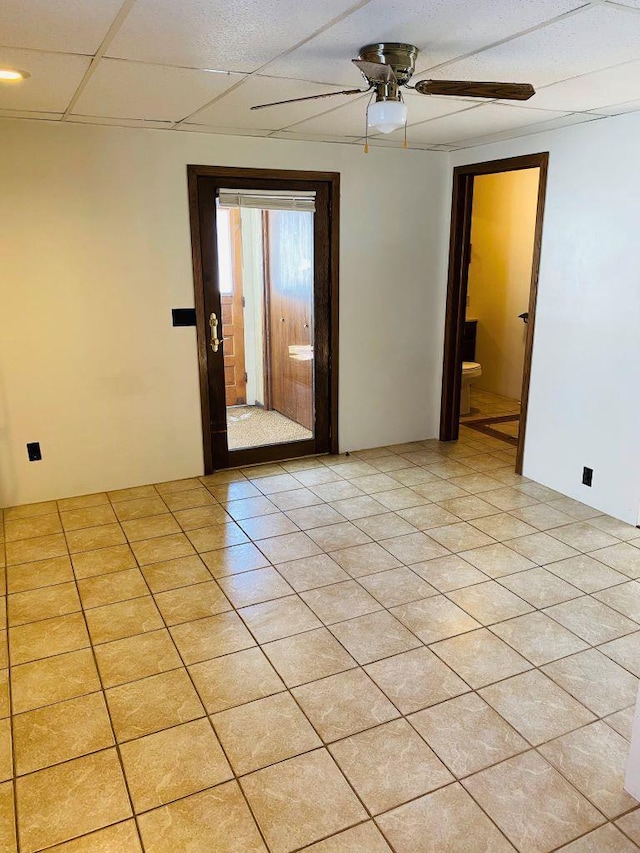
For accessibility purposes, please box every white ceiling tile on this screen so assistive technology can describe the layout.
[531,59,640,112]
[0,108,62,120]
[591,97,640,115]
[181,124,273,136]
[106,0,362,72]
[189,76,359,130]
[262,0,583,85]
[425,4,640,89]
[67,114,174,129]
[402,91,482,122]
[446,112,605,148]
[283,90,474,136]
[379,102,569,144]
[72,59,242,122]
[359,135,447,150]
[279,94,378,136]
[0,48,90,112]
[2,0,638,145]
[270,130,362,144]
[0,0,123,54]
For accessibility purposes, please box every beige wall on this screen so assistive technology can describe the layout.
[467,168,540,400]
[0,119,449,506]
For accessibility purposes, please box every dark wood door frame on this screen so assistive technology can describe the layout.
[187,165,340,472]
[439,152,549,475]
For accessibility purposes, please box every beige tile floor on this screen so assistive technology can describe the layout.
[1,427,640,852]
[461,388,522,422]
[461,388,521,443]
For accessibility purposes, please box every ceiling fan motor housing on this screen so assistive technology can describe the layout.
[358,42,419,88]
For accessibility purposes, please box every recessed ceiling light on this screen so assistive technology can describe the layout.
[0,69,30,82]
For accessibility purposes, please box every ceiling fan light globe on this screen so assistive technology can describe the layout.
[368,99,407,133]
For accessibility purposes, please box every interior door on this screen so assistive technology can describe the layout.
[265,210,314,431]
[189,168,337,470]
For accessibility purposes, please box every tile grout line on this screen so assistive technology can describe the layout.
[56,501,148,853]
[113,482,276,853]
[1,507,21,853]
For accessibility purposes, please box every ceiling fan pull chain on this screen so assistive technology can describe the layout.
[364,91,374,154]
[402,94,408,149]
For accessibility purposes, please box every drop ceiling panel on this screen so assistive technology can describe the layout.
[182,124,272,136]
[0,109,62,120]
[425,4,640,89]
[263,131,361,145]
[386,103,569,144]
[446,112,603,149]
[0,0,123,54]
[106,0,361,72]
[189,76,357,130]
[72,59,242,122]
[262,0,583,86]
[279,94,382,137]
[531,60,640,112]
[68,114,174,129]
[363,135,453,150]
[284,91,474,136]
[592,97,640,115]
[0,49,90,112]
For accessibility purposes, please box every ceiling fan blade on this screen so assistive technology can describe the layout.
[251,88,366,110]
[352,59,397,84]
[415,80,535,101]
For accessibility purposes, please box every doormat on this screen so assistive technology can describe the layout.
[465,415,520,446]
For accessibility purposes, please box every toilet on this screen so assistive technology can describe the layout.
[460,361,482,415]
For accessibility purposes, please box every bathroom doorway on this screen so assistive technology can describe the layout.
[439,153,549,474]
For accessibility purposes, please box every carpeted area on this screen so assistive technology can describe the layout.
[227,405,312,449]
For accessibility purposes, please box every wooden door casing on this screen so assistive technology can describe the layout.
[187,166,338,470]
[221,209,247,406]
[439,152,549,475]
[265,210,314,431]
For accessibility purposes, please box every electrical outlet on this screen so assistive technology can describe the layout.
[582,466,593,487]
[27,442,42,461]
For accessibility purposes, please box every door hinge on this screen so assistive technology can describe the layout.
[241,296,246,308]
[244,371,248,382]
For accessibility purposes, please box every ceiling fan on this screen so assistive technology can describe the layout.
[251,43,535,147]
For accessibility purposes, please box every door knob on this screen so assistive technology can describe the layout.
[209,313,222,352]
[518,312,529,324]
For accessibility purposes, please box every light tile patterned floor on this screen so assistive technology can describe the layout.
[462,388,521,444]
[0,428,639,852]
[461,388,521,423]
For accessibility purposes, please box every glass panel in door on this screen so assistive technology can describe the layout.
[216,199,315,450]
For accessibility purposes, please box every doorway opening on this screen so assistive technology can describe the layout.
[216,198,315,450]
[440,153,549,474]
[188,166,339,471]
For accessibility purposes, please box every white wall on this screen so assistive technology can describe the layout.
[452,113,640,525]
[467,169,539,400]
[0,119,449,506]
